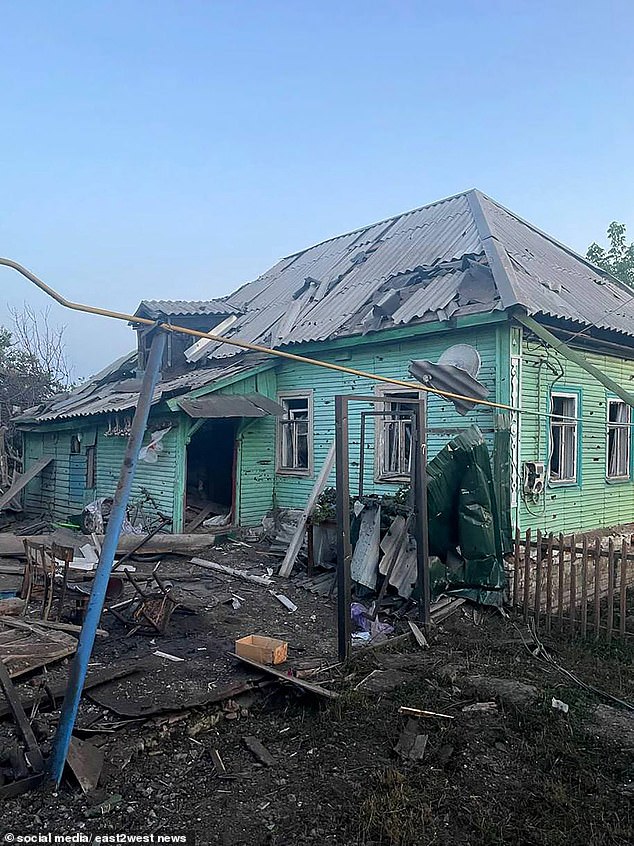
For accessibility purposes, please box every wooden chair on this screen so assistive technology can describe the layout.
[20,540,75,621]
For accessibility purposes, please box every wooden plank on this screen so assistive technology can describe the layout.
[523,527,531,622]
[0,624,77,678]
[0,456,53,511]
[191,558,273,586]
[185,505,215,533]
[231,653,338,699]
[512,526,520,607]
[620,538,628,640]
[0,658,44,772]
[558,534,565,633]
[278,442,336,577]
[580,536,588,639]
[594,537,602,638]
[534,529,542,625]
[545,533,553,634]
[607,538,615,643]
[407,620,429,649]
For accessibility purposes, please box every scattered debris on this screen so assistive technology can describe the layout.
[269,591,298,612]
[467,675,539,708]
[84,794,123,818]
[232,653,339,700]
[153,650,185,662]
[0,620,77,677]
[210,748,235,780]
[398,706,455,720]
[407,619,429,649]
[66,736,104,794]
[551,697,570,714]
[192,557,273,586]
[242,735,276,767]
[462,701,498,713]
[394,719,428,761]
[0,597,25,616]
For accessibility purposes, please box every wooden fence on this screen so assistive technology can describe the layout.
[508,529,634,642]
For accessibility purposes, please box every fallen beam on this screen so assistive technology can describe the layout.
[231,652,339,699]
[191,558,273,586]
[0,533,223,559]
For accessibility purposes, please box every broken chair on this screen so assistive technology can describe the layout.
[107,564,178,635]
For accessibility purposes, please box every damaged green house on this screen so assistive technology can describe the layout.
[15,189,634,536]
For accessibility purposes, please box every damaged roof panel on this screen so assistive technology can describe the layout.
[136,299,240,318]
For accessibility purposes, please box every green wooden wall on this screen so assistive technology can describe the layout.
[517,328,634,534]
[236,324,505,525]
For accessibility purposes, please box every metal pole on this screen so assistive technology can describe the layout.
[414,395,431,625]
[335,395,352,662]
[47,329,166,785]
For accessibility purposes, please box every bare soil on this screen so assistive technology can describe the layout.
[1,540,633,846]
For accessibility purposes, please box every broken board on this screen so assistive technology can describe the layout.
[0,456,53,511]
[0,621,77,677]
[231,652,339,699]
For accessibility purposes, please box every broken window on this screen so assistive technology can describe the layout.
[549,393,578,483]
[277,393,312,473]
[607,399,631,479]
[377,391,418,481]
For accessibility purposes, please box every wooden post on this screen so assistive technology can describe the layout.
[620,538,628,641]
[558,533,565,633]
[534,529,543,626]
[512,526,521,608]
[570,541,577,638]
[545,533,554,634]
[523,527,531,622]
[594,537,602,639]
[580,535,588,639]
[607,538,615,643]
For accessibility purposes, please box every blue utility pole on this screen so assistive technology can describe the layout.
[48,329,166,785]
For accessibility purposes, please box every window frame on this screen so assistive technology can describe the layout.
[548,389,580,486]
[374,386,421,484]
[276,390,314,477]
[606,397,632,482]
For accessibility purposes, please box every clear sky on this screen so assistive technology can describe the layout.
[1,0,633,377]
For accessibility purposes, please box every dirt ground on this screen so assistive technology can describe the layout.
[1,539,633,846]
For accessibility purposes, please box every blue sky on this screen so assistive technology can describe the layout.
[1,0,633,376]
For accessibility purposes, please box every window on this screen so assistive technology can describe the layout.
[277,393,312,474]
[86,445,97,489]
[607,399,631,479]
[549,393,578,483]
[377,391,418,481]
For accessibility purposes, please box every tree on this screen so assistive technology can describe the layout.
[587,221,634,286]
[0,305,73,425]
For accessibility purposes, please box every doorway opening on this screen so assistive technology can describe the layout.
[185,419,239,529]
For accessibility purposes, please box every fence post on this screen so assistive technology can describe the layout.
[580,535,588,639]
[545,533,553,634]
[620,537,628,640]
[570,542,577,638]
[513,526,521,608]
[594,537,602,639]
[523,527,531,622]
[534,529,543,627]
[607,538,615,643]
[558,533,565,633]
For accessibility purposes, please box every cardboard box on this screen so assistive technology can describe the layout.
[235,635,288,665]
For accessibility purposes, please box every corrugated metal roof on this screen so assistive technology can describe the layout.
[479,194,634,335]
[15,356,268,423]
[136,299,240,318]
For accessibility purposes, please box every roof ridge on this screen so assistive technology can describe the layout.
[280,188,479,261]
[474,190,631,294]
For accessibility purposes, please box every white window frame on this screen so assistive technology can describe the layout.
[606,398,631,481]
[276,390,313,476]
[375,386,420,483]
[549,391,578,484]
